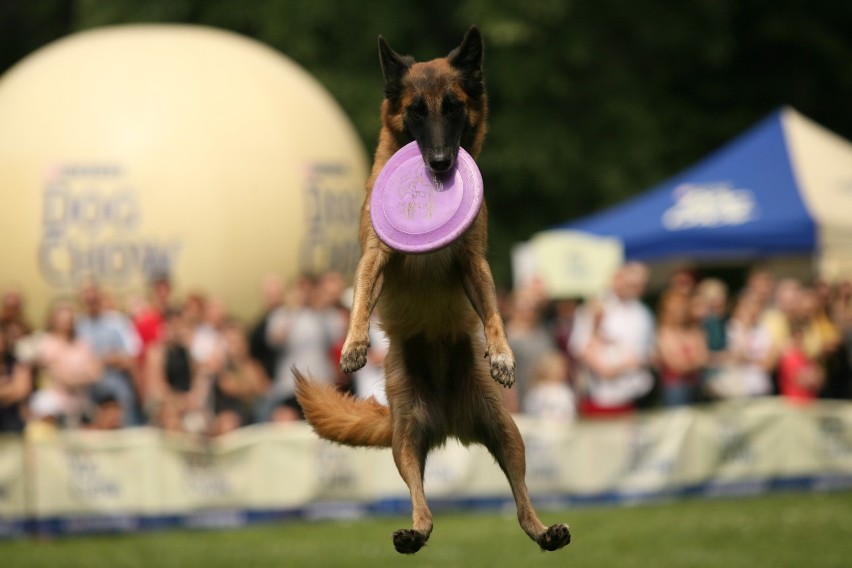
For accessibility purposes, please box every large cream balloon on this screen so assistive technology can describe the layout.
[0,25,368,321]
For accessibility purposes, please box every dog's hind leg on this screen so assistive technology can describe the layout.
[476,396,571,552]
[390,426,433,554]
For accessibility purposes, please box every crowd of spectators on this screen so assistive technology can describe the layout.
[1,264,852,436]
[505,264,852,421]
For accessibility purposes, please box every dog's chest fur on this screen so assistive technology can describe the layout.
[378,243,477,340]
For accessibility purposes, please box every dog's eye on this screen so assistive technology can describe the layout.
[444,100,464,117]
[408,103,428,120]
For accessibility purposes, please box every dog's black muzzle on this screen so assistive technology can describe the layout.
[424,147,456,173]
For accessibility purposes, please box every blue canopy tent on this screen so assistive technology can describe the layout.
[554,107,852,278]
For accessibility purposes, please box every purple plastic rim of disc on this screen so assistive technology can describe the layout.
[370,141,484,254]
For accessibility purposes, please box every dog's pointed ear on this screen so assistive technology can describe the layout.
[447,26,484,98]
[378,36,413,102]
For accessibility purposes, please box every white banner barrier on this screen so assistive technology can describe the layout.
[3,398,851,536]
[0,435,26,536]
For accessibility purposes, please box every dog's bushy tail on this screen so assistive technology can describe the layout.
[293,369,393,448]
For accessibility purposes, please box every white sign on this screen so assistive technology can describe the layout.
[662,182,758,230]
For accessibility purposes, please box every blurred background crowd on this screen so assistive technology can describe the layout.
[3,264,851,437]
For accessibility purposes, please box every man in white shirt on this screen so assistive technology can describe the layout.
[569,262,655,416]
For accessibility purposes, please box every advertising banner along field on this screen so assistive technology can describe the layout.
[1,398,851,537]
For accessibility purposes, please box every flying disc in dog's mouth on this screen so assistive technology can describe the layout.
[370,141,483,254]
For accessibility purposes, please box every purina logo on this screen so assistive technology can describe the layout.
[662,182,758,231]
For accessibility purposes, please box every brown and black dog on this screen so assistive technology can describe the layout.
[295,26,571,555]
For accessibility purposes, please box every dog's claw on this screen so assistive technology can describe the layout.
[537,523,571,552]
[488,352,515,387]
[340,340,369,374]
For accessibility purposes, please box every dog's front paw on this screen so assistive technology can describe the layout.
[488,351,516,388]
[340,338,369,374]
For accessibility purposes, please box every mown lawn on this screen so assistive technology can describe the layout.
[3,491,851,568]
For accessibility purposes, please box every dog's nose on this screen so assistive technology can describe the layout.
[427,154,453,173]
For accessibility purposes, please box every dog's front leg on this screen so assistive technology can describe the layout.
[340,244,389,374]
[462,255,516,387]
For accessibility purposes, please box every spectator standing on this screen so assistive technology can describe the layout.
[181,292,206,335]
[144,310,200,428]
[711,293,774,398]
[75,281,142,426]
[655,291,709,407]
[506,286,554,413]
[352,311,390,406]
[743,268,775,313]
[570,263,655,417]
[829,279,852,399]
[778,321,824,405]
[0,288,32,348]
[211,321,268,435]
[693,278,730,392]
[29,300,102,427]
[0,327,32,432]
[180,296,231,432]
[760,278,801,367]
[189,297,228,376]
[132,274,178,408]
[800,283,841,366]
[133,273,176,359]
[547,297,578,375]
[249,274,285,381]
[694,278,729,355]
[263,273,345,419]
[316,272,351,393]
[667,266,699,297]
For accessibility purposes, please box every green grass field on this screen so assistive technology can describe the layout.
[3,491,851,568]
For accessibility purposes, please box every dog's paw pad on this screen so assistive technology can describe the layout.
[392,529,428,554]
[340,342,368,374]
[537,523,571,552]
[489,353,516,387]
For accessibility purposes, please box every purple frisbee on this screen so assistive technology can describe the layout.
[370,141,483,254]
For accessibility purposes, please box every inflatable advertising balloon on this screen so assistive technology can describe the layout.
[0,25,368,320]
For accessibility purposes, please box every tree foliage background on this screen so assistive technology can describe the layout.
[2,0,851,284]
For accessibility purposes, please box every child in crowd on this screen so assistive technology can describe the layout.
[522,350,576,422]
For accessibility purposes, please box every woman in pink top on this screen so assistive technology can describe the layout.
[28,300,102,426]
